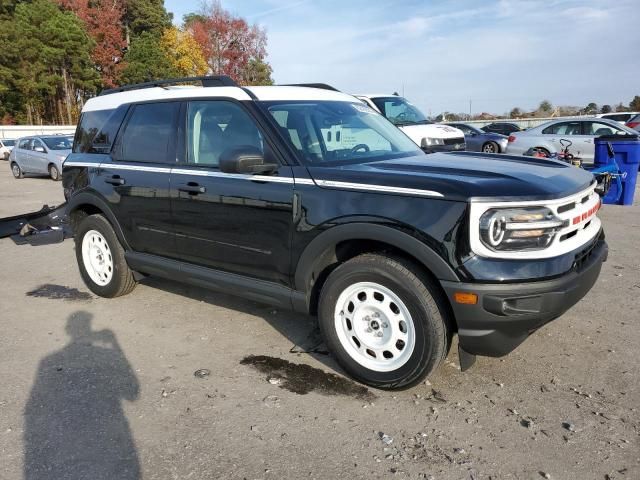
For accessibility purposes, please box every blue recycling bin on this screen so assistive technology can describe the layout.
[594,134,640,205]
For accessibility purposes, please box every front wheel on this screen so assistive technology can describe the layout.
[318,254,451,389]
[49,164,60,181]
[74,214,137,298]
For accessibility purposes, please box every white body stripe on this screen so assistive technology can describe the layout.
[62,162,443,197]
[314,179,444,198]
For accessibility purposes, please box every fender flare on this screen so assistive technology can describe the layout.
[66,192,130,250]
[294,222,459,294]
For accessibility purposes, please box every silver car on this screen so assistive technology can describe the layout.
[9,135,73,181]
[505,117,637,163]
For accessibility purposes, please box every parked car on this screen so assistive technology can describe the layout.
[443,122,508,153]
[505,117,637,163]
[595,112,640,124]
[354,94,466,153]
[0,138,16,160]
[626,113,640,131]
[9,135,72,180]
[481,122,521,136]
[63,76,607,389]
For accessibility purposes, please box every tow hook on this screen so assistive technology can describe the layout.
[0,203,71,246]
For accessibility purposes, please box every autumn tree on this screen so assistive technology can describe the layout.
[630,96,640,112]
[161,26,208,77]
[186,1,273,85]
[56,0,127,87]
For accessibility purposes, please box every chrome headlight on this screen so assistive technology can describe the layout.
[421,137,445,148]
[479,207,564,251]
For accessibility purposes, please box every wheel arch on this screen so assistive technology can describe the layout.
[67,192,130,250]
[294,223,459,315]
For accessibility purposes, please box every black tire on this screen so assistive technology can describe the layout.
[48,164,60,181]
[11,162,23,179]
[482,141,499,154]
[74,214,137,298]
[318,254,451,390]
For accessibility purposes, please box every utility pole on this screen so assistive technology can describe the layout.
[469,99,472,119]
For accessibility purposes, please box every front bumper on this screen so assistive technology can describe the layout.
[422,141,466,154]
[441,233,608,357]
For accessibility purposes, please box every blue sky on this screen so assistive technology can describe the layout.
[164,0,640,116]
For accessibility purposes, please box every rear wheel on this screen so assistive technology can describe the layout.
[482,141,499,153]
[48,164,60,181]
[11,162,23,179]
[74,214,137,298]
[318,254,451,389]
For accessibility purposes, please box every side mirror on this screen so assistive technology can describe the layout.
[34,146,46,153]
[219,146,277,175]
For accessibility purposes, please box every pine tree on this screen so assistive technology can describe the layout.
[120,31,178,84]
[124,0,171,40]
[9,0,100,123]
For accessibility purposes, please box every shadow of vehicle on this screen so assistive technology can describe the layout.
[23,311,140,480]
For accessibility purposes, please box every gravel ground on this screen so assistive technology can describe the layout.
[0,164,638,480]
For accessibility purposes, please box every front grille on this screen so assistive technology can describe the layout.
[444,137,465,146]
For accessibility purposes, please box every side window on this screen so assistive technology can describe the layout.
[32,139,46,152]
[584,121,620,136]
[74,107,128,154]
[186,101,264,167]
[18,139,31,150]
[542,122,581,135]
[117,102,179,163]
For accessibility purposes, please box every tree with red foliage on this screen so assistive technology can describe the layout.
[57,0,127,88]
[185,1,272,85]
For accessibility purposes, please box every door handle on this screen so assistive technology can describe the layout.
[104,175,125,185]
[178,183,206,194]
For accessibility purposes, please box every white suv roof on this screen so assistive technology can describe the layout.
[83,84,357,112]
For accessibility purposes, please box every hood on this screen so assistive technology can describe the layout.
[307,152,595,202]
[399,124,464,145]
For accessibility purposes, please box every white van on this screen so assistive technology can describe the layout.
[354,94,465,153]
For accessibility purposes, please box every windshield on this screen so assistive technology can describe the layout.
[2,139,15,147]
[370,97,431,126]
[261,101,422,166]
[41,136,73,150]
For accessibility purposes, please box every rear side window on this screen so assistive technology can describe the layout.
[18,138,31,149]
[542,122,581,135]
[118,102,179,163]
[74,107,127,154]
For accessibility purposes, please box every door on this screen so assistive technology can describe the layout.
[30,138,49,173]
[102,101,180,257]
[580,120,625,162]
[541,121,582,154]
[170,100,294,285]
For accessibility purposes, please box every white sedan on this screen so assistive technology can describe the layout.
[505,117,637,163]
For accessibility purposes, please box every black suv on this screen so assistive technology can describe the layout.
[62,76,607,389]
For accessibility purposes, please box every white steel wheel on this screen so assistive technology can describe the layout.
[81,229,114,286]
[334,281,416,372]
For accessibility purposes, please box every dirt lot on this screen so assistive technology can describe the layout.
[0,164,638,480]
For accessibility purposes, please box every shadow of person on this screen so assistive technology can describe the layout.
[23,311,140,480]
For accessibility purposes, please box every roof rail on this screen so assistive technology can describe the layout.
[100,75,238,96]
[281,83,340,92]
